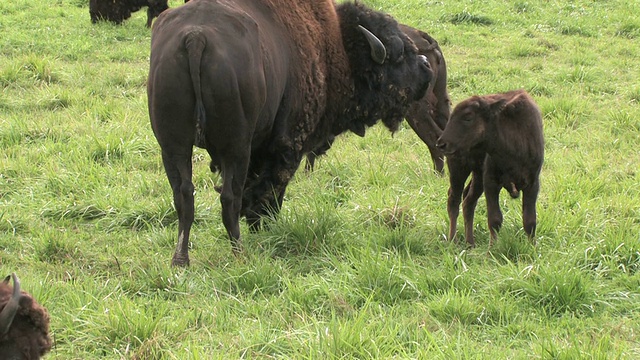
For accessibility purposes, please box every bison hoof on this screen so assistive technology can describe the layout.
[171,253,190,267]
[231,239,244,255]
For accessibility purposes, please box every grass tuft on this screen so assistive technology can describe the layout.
[490,234,537,263]
[444,11,493,26]
[504,264,597,316]
[615,23,640,39]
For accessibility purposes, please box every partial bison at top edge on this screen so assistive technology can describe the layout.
[89,0,168,27]
[436,89,544,247]
[148,0,433,266]
[0,273,52,360]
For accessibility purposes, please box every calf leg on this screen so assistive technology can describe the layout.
[446,158,470,242]
[484,174,503,247]
[462,170,483,247]
[522,179,540,243]
[162,150,194,267]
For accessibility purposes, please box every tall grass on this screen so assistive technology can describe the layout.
[1,0,639,358]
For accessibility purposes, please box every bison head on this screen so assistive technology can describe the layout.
[0,273,52,360]
[0,274,21,339]
[436,96,506,155]
[336,2,433,134]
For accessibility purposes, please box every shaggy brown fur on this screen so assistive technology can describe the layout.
[0,274,52,360]
[436,89,544,247]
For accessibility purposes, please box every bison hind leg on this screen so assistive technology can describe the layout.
[161,151,195,267]
[522,180,540,244]
[219,154,251,253]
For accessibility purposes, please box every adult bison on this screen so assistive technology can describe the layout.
[0,273,52,360]
[89,0,168,27]
[401,24,450,174]
[305,24,450,173]
[436,89,544,247]
[148,0,432,266]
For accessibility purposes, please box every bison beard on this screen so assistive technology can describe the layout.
[148,0,432,266]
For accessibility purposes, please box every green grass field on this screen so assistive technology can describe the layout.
[1,0,639,358]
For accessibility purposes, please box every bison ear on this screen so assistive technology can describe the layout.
[358,25,386,65]
[386,35,404,62]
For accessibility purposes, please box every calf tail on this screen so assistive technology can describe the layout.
[185,29,207,148]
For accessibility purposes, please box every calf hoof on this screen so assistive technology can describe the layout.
[171,253,190,267]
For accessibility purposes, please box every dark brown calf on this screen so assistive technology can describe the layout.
[436,89,544,246]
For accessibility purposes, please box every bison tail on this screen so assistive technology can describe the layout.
[185,29,207,148]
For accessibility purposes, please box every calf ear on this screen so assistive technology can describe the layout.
[497,92,527,116]
[489,98,508,114]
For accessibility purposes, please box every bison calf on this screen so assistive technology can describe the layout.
[0,273,52,360]
[89,0,168,27]
[436,89,544,246]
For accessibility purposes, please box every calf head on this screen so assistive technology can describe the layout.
[436,95,506,155]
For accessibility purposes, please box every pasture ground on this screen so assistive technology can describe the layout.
[1,0,639,358]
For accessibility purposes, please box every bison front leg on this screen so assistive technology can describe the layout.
[244,170,290,231]
[162,151,195,267]
[461,170,483,247]
[522,179,540,244]
[243,146,299,231]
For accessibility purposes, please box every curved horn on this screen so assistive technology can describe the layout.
[0,273,21,336]
[358,25,386,65]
